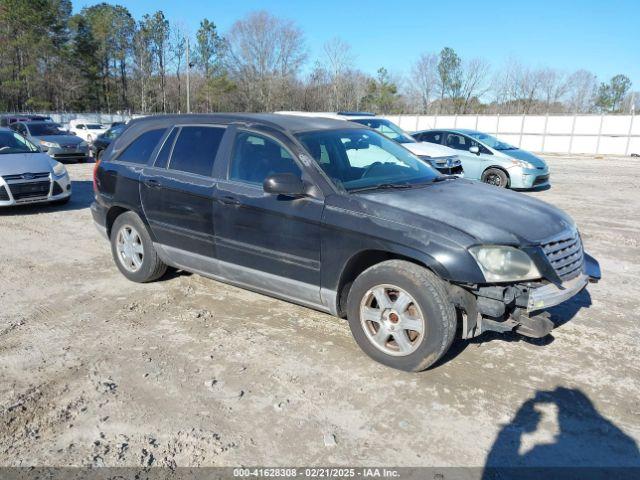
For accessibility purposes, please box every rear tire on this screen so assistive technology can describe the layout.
[110,211,167,283]
[346,260,457,372]
[482,168,509,188]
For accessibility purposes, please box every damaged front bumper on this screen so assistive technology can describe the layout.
[451,253,601,339]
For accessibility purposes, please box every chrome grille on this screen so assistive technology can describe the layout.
[541,230,584,281]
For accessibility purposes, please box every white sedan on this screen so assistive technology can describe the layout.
[68,119,108,144]
[277,112,464,176]
[0,128,71,207]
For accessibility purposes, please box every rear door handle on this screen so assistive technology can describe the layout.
[144,179,161,188]
[218,195,241,206]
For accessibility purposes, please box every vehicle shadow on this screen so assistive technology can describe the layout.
[0,180,94,216]
[482,387,640,479]
[432,289,592,368]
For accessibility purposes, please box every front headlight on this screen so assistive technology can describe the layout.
[40,140,59,149]
[79,141,88,148]
[469,245,541,282]
[510,159,534,169]
[53,161,67,176]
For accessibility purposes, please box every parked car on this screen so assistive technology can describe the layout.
[413,128,550,189]
[0,114,52,127]
[278,112,464,176]
[91,123,127,161]
[92,114,600,372]
[69,119,108,144]
[10,121,89,163]
[0,128,71,206]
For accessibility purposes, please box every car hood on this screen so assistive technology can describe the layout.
[0,153,53,176]
[502,148,547,167]
[34,134,83,145]
[356,179,574,245]
[405,142,458,157]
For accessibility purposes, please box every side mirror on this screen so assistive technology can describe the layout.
[469,146,480,155]
[263,173,307,197]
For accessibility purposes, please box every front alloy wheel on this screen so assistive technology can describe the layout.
[346,260,457,372]
[360,285,425,356]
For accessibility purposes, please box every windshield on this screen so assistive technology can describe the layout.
[297,128,439,192]
[0,131,39,155]
[466,131,516,150]
[104,124,125,139]
[86,124,105,130]
[27,123,67,136]
[350,119,416,144]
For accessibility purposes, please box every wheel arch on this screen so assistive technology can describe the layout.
[335,248,448,318]
[105,204,154,240]
[481,165,511,187]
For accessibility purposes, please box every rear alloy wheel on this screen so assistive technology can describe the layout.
[110,211,167,283]
[482,168,509,188]
[346,260,457,372]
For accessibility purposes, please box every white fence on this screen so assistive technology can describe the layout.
[382,114,640,156]
[6,112,639,156]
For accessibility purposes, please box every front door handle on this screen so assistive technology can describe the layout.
[218,195,241,206]
[144,179,161,188]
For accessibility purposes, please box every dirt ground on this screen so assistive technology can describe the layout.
[1,156,639,470]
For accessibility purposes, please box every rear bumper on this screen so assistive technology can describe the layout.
[91,201,109,239]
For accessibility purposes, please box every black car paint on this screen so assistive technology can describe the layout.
[93,114,588,316]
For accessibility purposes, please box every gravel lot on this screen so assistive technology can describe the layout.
[1,156,639,470]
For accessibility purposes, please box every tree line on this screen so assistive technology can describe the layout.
[0,0,637,115]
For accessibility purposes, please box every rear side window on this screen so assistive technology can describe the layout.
[117,129,165,164]
[169,126,225,176]
[153,128,178,168]
[417,131,442,143]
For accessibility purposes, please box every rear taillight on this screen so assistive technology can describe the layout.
[93,158,101,192]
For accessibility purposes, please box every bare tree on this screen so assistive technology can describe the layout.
[537,68,569,112]
[224,11,307,111]
[457,58,490,113]
[409,53,438,113]
[565,69,598,113]
[322,37,355,110]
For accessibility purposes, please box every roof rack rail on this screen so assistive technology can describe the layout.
[337,111,376,117]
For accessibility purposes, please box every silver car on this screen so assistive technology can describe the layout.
[10,121,89,163]
[0,128,71,207]
[413,128,550,189]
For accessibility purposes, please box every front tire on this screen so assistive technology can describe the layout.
[482,168,509,188]
[346,260,457,372]
[110,211,167,283]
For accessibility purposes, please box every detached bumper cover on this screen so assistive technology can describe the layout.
[527,253,600,313]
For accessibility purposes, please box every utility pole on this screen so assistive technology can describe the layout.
[186,36,191,113]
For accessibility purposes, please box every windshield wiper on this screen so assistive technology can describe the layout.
[348,183,414,193]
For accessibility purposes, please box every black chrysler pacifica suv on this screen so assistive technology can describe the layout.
[91,114,600,371]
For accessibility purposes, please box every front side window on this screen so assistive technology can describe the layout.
[169,126,225,176]
[466,131,516,151]
[86,124,105,130]
[351,119,415,144]
[229,132,302,185]
[117,128,165,164]
[0,131,39,155]
[297,128,438,192]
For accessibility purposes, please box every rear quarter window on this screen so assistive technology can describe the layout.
[116,129,166,164]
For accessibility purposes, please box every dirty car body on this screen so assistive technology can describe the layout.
[92,114,600,371]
